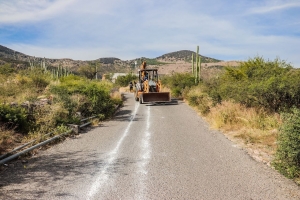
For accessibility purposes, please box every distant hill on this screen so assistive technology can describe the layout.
[157,50,221,63]
[0,45,228,75]
[0,45,129,73]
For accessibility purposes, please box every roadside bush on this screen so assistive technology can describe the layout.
[0,63,15,75]
[186,87,211,115]
[201,78,222,105]
[0,104,29,133]
[0,68,52,103]
[206,56,299,112]
[50,75,119,119]
[161,73,196,97]
[273,108,300,181]
[30,103,72,135]
[28,70,51,89]
[18,68,52,90]
[115,73,137,87]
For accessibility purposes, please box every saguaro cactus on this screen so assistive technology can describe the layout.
[195,46,199,84]
[192,53,194,75]
[198,50,201,82]
[191,45,201,84]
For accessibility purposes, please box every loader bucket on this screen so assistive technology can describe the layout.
[141,92,171,103]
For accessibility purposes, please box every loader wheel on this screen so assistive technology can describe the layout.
[139,95,143,104]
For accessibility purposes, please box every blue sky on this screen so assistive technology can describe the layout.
[0,0,300,67]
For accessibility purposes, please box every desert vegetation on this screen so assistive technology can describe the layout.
[0,62,122,155]
[114,73,138,87]
[1,46,300,184]
[162,56,300,184]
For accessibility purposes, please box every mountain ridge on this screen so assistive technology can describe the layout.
[0,44,236,75]
[0,45,221,64]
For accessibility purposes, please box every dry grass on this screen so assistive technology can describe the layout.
[202,100,281,164]
[91,118,101,126]
[0,127,22,155]
[0,74,41,103]
[111,89,124,101]
[118,87,129,93]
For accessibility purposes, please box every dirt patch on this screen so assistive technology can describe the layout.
[221,131,275,166]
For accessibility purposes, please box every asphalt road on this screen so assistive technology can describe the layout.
[1,92,300,200]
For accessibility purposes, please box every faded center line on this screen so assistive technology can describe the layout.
[136,105,152,199]
[87,102,140,200]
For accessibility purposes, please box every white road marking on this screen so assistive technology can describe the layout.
[137,105,152,199]
[140,105,151,174]
[87,102,140,200]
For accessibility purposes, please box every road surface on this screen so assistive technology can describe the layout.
[1,93,300,200]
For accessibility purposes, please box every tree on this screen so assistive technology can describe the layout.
[78,65,96,79]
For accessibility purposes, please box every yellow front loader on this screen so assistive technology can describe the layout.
[134,68,171,104]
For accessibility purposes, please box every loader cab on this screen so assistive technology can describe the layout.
[139,69,159,82]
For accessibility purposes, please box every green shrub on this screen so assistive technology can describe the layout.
[78,64,96,79]
[187,89,211,115]
[50,75,118,119]
[115,73,137,87]
[0,63,15,75]
[204,56,299,112]
[0,104,29,133]
[199,78,222,105]
[273,108,300,180]
[171,88,181,97]
[30,103,74,134]
[29,71,51,89]
[162,73,196,97]
[17,68,51,91]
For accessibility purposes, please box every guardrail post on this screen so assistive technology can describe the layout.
[68,124,79,135]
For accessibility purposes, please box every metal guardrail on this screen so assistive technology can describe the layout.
[0,116,96,165]
[0,130,72,165]
[80,116,97,122]
[0,132,54,160]
[79,116,97,128]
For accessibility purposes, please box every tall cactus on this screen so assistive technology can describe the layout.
[195,46,199,84]
[95,64,98,80]
[191,45,201,84]
[28,58,33,70]
[192,53,194,75]
[64,67,66,77]
[57,67,59,78]
[198,50,201,82]
[43,57,46,71]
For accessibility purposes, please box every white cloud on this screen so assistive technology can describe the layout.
[0,0,75,24]
[1,0,300,68]
[7,43,141,60]
[248,1,300,14]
